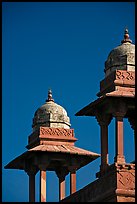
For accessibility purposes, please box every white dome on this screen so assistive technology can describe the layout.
[104,29,135,77]
[32,90,71,131]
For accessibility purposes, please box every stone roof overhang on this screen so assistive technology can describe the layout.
[75,93,135,118]
[4,145,100,172]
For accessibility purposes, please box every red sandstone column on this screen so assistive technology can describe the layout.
[70,170,76,194]
[40,170,46,202]
[100,123,109,171]
[56,168,68,201]
[95,112,111,172]
[28,173,35,202]
[114,115,125,163]
[26,166,37,202]
[59,176,65,200]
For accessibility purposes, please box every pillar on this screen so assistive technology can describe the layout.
[56,168,68,201]
[27,172,36,202]
[100,123,109,170]
[38,158,50,202]
[70,169,76,194]
[59,176,65,200]
[114,114,125,163]
[112,101,127,164]
[25,163,38,202]
[95,112,112,172]
[40,170,46,202]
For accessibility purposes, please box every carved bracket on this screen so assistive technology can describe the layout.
[37,155,50,170]
[25,160,39,175]
[56,167,69,180]
[95,110,112,126]
[112,100,127,118]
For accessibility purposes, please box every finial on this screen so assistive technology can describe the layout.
[46,89,54,102]
[121,28,132,44]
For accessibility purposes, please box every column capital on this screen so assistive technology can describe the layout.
[112,101,127,118]
[38,163,50,171]
[95,111,112,126]
[113,112,126,118]
[26,169,38,176]
[56,167,69,180]
[37,157,50,171]
[25,162,38,176]
[68,166,77,173]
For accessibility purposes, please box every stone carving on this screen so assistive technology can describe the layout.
[116,70,134,80]
[118,171,135,190]
[40,127,73,137]
[126,71,134,80]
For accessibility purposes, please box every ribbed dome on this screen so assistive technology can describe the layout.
[104,29,135,77]
[32,90,71,131]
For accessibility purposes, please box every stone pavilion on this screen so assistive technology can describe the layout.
[5,90,100,202]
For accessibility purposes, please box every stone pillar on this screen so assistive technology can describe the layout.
[95,112,112,172]
[27,171,36,202]
[56,168,68,201]
[40,170,46,202]
[100,123,109,170]
[69,167,76,194]
[25,163,38,202]
[59,176,65,200]
[112,101,127,164]
[70,171,76,194]
[38,158,50,202]
[114,114,125,164]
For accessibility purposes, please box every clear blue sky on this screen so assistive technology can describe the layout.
[2,2,135,202]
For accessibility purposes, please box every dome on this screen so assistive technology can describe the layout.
[32,90,71,131]
[104,29,135,77]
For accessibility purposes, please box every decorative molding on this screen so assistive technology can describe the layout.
[98,70,135,97]
[40,127,74,137]
[118,171,135,190]
[116,70,134,81]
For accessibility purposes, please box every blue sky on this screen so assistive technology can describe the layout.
[2,2,135,202]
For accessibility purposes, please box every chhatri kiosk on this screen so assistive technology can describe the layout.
[62,29,135,202]
[5,90,100,202]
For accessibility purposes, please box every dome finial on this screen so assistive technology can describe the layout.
[46,89,54,102]
[121,28,132,44]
